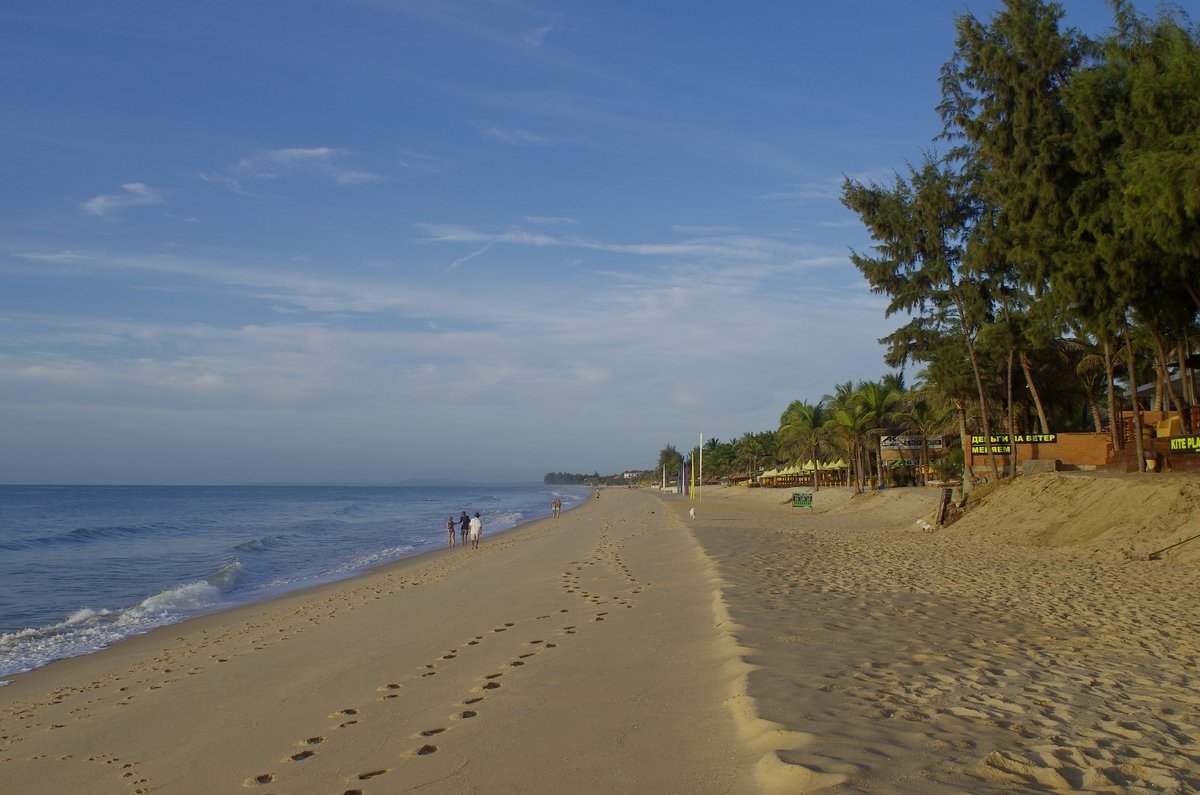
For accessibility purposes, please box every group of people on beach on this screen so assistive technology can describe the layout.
[447,510,482,550]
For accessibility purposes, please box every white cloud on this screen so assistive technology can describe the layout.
[415,222,838,271]
[81,183,166,217]
[396,147,448,172]
[525,215,577,226]
[759,179,843,204]
[201,147,384,193]
[476,123,576,146]
[524,24,553,47]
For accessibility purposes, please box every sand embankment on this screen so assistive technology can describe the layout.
[674,472,1200,792]
[0,489,755,794]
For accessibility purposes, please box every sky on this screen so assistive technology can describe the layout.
[0,0,1162,485]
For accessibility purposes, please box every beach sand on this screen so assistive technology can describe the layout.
[679,473,1200,793]
[3,473,1199,793]
[0,491,752,794]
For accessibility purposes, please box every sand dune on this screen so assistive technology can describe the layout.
[682,473,1200,792]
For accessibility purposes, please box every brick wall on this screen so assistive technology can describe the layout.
[966,427,1200,473]
[966,432,1111,469]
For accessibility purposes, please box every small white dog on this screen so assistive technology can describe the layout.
[689,507,695,520]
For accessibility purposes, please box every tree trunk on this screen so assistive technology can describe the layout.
[1181,335,1195,433]
[1104,336,1122,451]
[1007,348,1019,481]
[956,403,970,487]
[1085,385,1104,435]
[1124,330,1146,472]
[1020,351,1051,433]
[955,297,1003,480]
[1151,330,1184,420]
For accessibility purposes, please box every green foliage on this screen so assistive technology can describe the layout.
[644,0,1199,482]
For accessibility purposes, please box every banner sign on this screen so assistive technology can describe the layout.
[1169,435,1200,453]
[970,433,1058,454]
[881,435,944,450]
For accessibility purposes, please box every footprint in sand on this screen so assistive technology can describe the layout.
[357,768,388,779]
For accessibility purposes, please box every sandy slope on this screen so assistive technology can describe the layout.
[675,474,1200,792]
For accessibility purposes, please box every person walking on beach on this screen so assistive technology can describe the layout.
[469,511,482,550]
[459,511,470,546]
[551,498,561,518]
[446,516,456,547]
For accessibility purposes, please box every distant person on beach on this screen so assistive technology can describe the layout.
[446,516,456,547]
[469,512,482,549]
[459,511,470,546]
[551,498,561,518]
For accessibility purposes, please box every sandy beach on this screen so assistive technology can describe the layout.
[3,474,1199,793]
[682,474,1200,793]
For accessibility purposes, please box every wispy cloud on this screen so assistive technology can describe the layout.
[81,183,167,217]
[671,224,739,235]
[396,147,448,172]
[476,123,576,146]
[17,249,428,316]
[759,179,843,204]
[523,23,553,47]
[415,222,842,271]
[200,147,385,194]
[525,215,576,225]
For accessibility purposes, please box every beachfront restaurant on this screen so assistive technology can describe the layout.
[758,459,847,488]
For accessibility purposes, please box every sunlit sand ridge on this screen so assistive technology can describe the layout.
[685,473,1200,793]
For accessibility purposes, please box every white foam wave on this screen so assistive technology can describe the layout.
[0,579,229,677]
[207,558,245,590]
[131,581,223,617]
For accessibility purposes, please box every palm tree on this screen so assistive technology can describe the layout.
[854,379,902,487]
[824,399,873,493]
[657,444,683,487]
[898,397,956,485]
[732,433,766,483]
[777,400,831,490]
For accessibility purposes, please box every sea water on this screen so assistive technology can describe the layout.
[0,484,589,680]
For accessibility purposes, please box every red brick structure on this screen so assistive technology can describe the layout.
[965,412,1200,475]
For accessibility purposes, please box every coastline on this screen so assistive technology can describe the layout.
[0,483,586,680]
[0,488,755,794]
[4,476,1198,792]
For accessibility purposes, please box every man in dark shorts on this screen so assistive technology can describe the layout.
[459,511,470,546]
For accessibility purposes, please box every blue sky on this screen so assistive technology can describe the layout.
[1,1,1151,484]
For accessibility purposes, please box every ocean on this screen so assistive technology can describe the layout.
[0,483,589,681]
